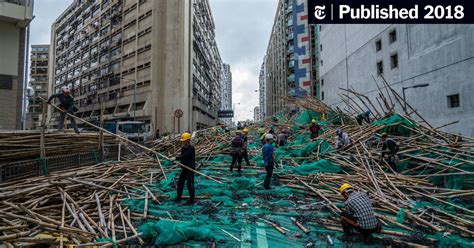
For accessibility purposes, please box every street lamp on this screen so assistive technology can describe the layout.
[116,77,137,120]
[402,83,429,111]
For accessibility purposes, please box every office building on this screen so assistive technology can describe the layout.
[319,24,474,136]
[49,0,223,134]
[219,63,232,126]
[263,0,319,117]
[26,44,50,129]
[254,106,260,122]
[0,0,34,130]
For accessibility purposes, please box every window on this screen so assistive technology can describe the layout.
[389,30,397,43]
[391,53,398,69]
[377,61,383,75]
[321,91,325,100]
[320,59,323,66]
[375,40,382,52]
[321,79,324,87]
[320,44,322,51]
[447,94,460,108]
[319,25,321,32]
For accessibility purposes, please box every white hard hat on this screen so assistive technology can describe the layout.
[265,133,274,140]
[62,86,70,93]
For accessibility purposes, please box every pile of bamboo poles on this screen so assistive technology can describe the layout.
[0,159,164,246]
[0,131,116,162]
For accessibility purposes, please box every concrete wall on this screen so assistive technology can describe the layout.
[152,0,192,134]
[320,24,474,136]
[0,21,21,130]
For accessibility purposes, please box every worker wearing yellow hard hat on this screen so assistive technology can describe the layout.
[338,183,381,241]
[175,132,196,205]
[309,119,320,139]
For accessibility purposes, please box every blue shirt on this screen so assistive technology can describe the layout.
[262,144,275,162]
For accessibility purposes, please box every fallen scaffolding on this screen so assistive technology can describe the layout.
[0,81,473,247]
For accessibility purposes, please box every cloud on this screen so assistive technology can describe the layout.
[210,0,278,121]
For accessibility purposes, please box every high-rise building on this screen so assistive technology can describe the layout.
[0,0,34,130]
[26,44,50,130]
[263,0,319,117]
[319,24,474,136]
[48,0,222,134]
[219,63,232,126]
[258,60,266,121]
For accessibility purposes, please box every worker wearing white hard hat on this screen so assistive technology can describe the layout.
[261,133,275,190]
[47,85,80,133]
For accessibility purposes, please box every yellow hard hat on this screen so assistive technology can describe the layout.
[338,183,353,194]
[312,119,317,123]
[180,132,191,141]
[243,128,249,133]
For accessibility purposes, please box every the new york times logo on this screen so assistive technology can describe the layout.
[308,0,472,24]
[314,5,326,20]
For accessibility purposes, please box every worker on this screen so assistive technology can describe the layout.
[278,129,287,146]
[262,134,276,190]
[241,128,251,167]
[356,111,371,125]
[339,183,381,242]
[309,119,320,139]
[335,128,351,150]
[230,131,244,173]
[381,133,400,170]
[174,132,196,205]
[47,86,80,134]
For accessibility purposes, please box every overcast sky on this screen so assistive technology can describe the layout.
[30,0,278,121]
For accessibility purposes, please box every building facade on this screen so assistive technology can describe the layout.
[263,0,319,117]
[219,63,232,126]
[319,24,474,136]
[0,0,34,130]
[48,0,222,134]
[258,60,266,121]
[26,44,50,130]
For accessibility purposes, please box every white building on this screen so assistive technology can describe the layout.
[219,63,232,126]
[319,24,474,136]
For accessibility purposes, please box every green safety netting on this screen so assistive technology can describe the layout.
[372,114,417,136]
[138,220,212,246]
[292,159,342,175]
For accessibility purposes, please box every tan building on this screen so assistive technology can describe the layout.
[26,44,50,130]
[264,0,319,117]
[0,0,34,130]
[48,0,223,135]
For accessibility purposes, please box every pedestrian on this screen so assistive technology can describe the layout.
[174,132,196,205]
[356,111,371,125]
[335,128,351,150]
[338,183,381,242]
[47,86,80,133]
[230,131,244,173]
[278,129,287,146]
[380,133,400,170]
[309,119,320,139]
[241,128,251,166]
[262,134,275,190]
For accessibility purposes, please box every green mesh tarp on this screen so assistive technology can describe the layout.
[138,220,212,246]
[292,159,342,175]
[372,114,417,136]
[295,110,320,125]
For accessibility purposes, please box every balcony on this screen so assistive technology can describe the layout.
[287,74,295,82]
[0,0,33,27]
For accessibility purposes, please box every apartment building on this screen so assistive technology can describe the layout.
[26,44,50,129]
[48,0,223,134]
[254,106,260,122]
[0,0,34,130]
[219,63,232,126]
[263,0,319,117]
[319,24,474,136]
